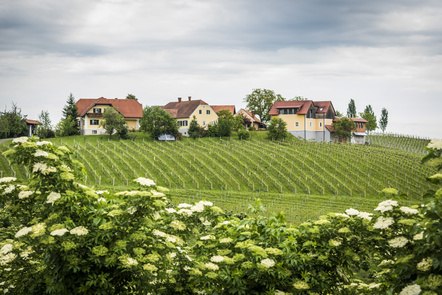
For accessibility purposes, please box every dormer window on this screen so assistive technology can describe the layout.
[319,107,323,111]
[93,108,102,113]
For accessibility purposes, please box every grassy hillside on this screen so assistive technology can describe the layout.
[0,132,436,222]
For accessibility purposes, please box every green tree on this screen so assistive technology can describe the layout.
[233,115,245,132]
[360,105,377,134]
[126,94,138,101]
[244,88,285,124]
[36,110,54,139]
[188,116,201,139]
[332,117,357,142]
[346,99,357,118]
[267,117,288,141]
[0,103,27,138]
[336,110,344,117]
[216,110,234,137]
[238,129,250,140]
[139,106,178,140]
[379,108,388,133]
[60,93,79,136]
[100,107,128,138]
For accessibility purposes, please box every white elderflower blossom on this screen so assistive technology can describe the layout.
[427,139,442,150]
[416,257,433,272]
[219,237,233,243]
[413,232,424,240]
[191,203,204,212]
[170,220,186,231]
[95,190,108,195]
[375,199,398,212]
[15,227,32,238]
[399,284,421,295]
[4,185,15,194]
[334,213,350,218]
[0,253,16,266]
[97,197,106,203]
[134,177,156,187]
[400,206,419,215]
[210,256,224,263]
[260,258,276,268]
[12,137,28,144]
[152,230,167,238]
[127,207,137,215]
[373,216,395,229]
[36,141,52,146]
[18,191,33,199]
[42,166,57,175]
[388,236,408,248]
[198,201,213,206]
[345,208,359,216]
[200,235,216,240]
[0,244,13,255]
[177,203,192,208]
[0,177,16,183]
[50,228,69,236]
[34,150,49,157]
[165,208,176,213]
[70,226,88,236]
[177,209,193,216]
[205,262,219,271]
[46,192,61,205]
[33,162,47,173]
[329,239,342,247]
[357,212,373,220]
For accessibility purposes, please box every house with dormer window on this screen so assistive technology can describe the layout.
[162,96,219,136]
[75,97,143,135]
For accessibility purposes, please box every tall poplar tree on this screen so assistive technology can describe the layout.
[379,108,389,133]
[346,99,357,118]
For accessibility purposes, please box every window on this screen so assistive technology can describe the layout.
[183,120,188,127]
[295,122,299,127]
[319,122,322,127]
[211,121,215,125]
[279,109,283,115]
[178,121,182,127]
[199,110,202,115]
[90,119,99,125]
[293,108,298,114]
[309,122,312,127]
[92,130,97,134]
[203,121,206,126]
[358,122,364,128]
[93,108,102,113]
[288,108,293,114]
[206,110,210,115]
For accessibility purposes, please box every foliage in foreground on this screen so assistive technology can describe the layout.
[0,137,441,294]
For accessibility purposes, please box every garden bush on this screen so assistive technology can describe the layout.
[0,137,441,294]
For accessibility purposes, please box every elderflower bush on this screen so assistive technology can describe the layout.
[0,137,441,295]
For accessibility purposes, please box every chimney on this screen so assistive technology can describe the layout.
[178,97,182,103]
[188,96,191,101]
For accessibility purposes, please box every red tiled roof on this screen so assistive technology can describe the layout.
[269,100,313,115]
[351,118,368,123]
[211,105,236,115]
[161,99,209,118]
[240,109,263,123]
[325,124,334,132]
[26,119,39,125]
[313,101,334,114]
[76,97,143,118]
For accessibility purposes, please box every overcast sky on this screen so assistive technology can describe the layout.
[1,0,441,139]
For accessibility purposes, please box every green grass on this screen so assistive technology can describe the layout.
[1,132,435,222]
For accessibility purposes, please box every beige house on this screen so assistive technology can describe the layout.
[236,108,266,130]
[162,97,219,136]
[269,100,336,141]
[76,97,143,135]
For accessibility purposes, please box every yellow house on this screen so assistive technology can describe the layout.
[269,100,336,141]
[76,97,143,135]
[162,96,219,136]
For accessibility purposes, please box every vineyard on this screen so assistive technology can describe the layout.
[0,133,436,222]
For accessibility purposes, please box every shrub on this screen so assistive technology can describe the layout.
[238,129,250,140]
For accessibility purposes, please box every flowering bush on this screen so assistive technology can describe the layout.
[0,137,441,294]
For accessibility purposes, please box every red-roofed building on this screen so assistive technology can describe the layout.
[211,105,236,115]
[325,117,368,144]
[162,96,219,136]
[236,108,266,130]
[25,119,39,137]
[76,97,143,135]
[269,100,337,141]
